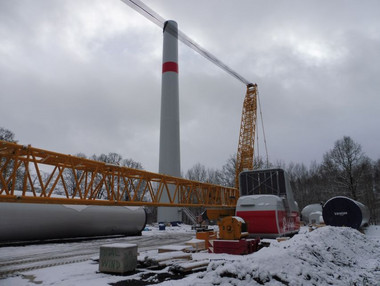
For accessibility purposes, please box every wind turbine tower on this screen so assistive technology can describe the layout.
[157,20,182,223]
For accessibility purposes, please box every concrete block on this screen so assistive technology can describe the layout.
[99,243,137,274]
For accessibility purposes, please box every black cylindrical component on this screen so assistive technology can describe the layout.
[322,196,370,229]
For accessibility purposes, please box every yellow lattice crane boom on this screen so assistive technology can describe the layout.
[0,140,238,208]
[235,83,258,188]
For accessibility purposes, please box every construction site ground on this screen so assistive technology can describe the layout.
[0,224,379,286]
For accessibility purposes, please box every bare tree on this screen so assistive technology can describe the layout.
[374,159,380,193]
[0,128,16,184]
[120,157,144,201]
[372,159,380,223]
[322,136,368,200]
[253,156,269,169]
[89,153,143,200]
[206,168,223,185]
[358,159,379,224]
[220,154,236,187]
[0,127,24,191]
[94,152,123,165]
[307,160,328,204]
[185,163,223,185]
[122,158,143,170]
[0,127,17,142]
[287,162,309,208]
[61,153,87,197]
[186,163,207,182]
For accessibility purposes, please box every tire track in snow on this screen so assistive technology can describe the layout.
[0,232,194,277]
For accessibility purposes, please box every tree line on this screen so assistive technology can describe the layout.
[1,127,379,224]
[1,127,159,221]
[184,136,380,224]
[0,127,142,197]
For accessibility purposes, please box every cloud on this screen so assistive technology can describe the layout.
[1,0,379,174]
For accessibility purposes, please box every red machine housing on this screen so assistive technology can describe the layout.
[236,169,300,238]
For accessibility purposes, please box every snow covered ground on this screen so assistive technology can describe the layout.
[1,224,379,286]
[175,226,380,286]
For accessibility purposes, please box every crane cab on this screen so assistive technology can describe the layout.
[236,168,300,238]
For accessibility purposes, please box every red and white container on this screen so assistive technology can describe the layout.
[236,169,300,238]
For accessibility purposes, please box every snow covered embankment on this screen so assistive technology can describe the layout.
[186,226,380,286]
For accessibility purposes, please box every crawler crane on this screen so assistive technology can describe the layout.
[235,83,258,189]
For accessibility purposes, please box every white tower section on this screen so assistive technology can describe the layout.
[157,20,182,223]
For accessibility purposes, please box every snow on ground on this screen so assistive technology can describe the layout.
[1,224,379,286]
[172,226,380,286]
[365,225,380,242]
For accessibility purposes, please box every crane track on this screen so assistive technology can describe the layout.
[0,256,93,276]
[0,233,194,277]
[0,251,95,268]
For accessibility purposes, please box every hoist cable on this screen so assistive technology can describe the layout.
[257,91,269,167]
[120,0,252,85]
[121,0,165,28]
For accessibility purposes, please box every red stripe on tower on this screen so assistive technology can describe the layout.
[162,61,178,73]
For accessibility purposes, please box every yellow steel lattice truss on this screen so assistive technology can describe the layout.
[235,84,258,188]
[0,140,238,208]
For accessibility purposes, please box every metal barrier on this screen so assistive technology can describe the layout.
[0,140,238,208]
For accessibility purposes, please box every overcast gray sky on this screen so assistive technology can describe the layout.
[1,0,379,173]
